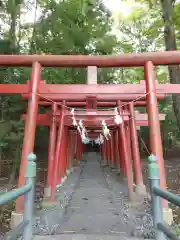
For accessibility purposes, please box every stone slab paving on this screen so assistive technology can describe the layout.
[55,153,132,236]
[33,163,85,235]
[34,152,154,239]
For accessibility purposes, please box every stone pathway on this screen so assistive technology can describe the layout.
[55,153,132,236]
[34,152,154,239]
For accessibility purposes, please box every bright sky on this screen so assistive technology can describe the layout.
[103,0,135,18]
[22,0,135,24]
[21,0,42,24]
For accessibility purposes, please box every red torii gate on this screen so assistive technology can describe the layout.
[21,110,166,203]
[1,51,180,216]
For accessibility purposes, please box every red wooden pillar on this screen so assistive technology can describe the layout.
[16,62,41,212]
[108,140,111,165]
[110,132,115,167]
[129,102,146,196]
[103,140,106,162]
[75,131,79,165]
[47,103,57,188]
[117,100,134,201]
[79,139,83,161]
[69,130,73,169]
[106,139,109,165]
[67,128,71,170]
[102,141,105,163]
[109,138,112,165]
[76,133,81,165]
[65,129,70,170]
[100,144,102,160]
[50,105,65,201]
[107,139,111,165]
[103,139,107,165]
[114,130,120,170]
[119,135,126,174]
[57,127,64,184]
[77,133,80,165]
[125,122,134,181]
[62,127,69,177]
[81,141,84,158]
[144,61,167,206]
[68,130,72,169]
[57,126,67,184]
[71,131,76,166]
[75,133,78,165]
[125,118,132,164]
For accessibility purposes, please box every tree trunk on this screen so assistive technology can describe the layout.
[160,0,180,132]
[9,4,17,52]
[29,0,38,54]
[8,0,22,53]
[8,164,17,186]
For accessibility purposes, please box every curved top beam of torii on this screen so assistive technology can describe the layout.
[0,51,180,67]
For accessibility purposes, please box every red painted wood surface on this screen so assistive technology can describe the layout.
[0,82,179,95]
[1,51,180,67]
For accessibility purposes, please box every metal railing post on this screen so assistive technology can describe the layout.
[148,154,166,240]
[23,152,36,240]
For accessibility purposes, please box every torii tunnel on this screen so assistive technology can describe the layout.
[1,51,180,213]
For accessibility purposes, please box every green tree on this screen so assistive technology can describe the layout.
[160,0,180,132]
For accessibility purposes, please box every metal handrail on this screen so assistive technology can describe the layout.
[148,155,180,240]
[0,152,36,240]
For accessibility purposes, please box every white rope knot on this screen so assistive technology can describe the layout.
[79,120,84,129]
[71,108,77,126]
[72,116,77,126]
[77,120,90,144]
[114,107,118,115]
[71,108,75,115]
[77,126,81,133]
[95,134,104,145]
[102,120,111,139]
[114,107,122,125]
